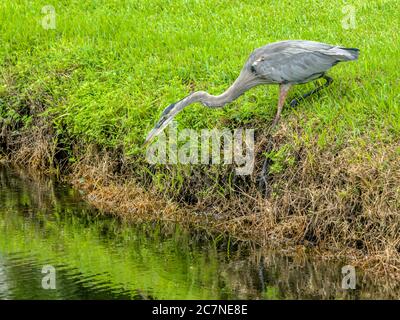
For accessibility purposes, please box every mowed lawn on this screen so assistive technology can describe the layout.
[1,0,398,157]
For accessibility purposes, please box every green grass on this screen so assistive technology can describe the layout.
[1,0,399,159]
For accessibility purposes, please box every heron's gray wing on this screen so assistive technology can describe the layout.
[250,41,358,84]
[252,51,340,84]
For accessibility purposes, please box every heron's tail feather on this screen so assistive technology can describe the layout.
[339,47,360,60]
[323,46,360,61]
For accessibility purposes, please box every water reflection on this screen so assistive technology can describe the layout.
[0,165,398,299]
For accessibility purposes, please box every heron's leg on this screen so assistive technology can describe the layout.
[290,75,333,108]
[258,84,291,195]
[272,83,291,126]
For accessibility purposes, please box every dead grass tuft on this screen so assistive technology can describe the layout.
[67,148,187,223]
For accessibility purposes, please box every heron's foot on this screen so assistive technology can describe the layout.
[289,76,334,108]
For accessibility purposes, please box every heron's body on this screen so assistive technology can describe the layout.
[248,40,358,84]
[144,40,359,145]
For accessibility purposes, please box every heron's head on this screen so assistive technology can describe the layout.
[143,102,178,146]
[143,92,205,147]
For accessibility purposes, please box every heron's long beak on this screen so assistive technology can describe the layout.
[143,105,176,147]
[143,128,159,147]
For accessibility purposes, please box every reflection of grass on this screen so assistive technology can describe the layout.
[0,207,231,299]
[0,168,235,299]
[263,286,279,300]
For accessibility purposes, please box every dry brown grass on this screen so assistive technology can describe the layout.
[68,148,184,223]
[265,123,400,276]
[0,73,55,171]
[10,125,55,171]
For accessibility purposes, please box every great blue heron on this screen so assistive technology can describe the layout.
[144,40,359,145]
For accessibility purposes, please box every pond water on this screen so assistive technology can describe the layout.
[0,165,397,299]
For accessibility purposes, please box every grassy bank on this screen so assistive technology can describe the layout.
[1,0,399,275]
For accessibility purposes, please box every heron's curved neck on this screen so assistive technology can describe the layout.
[201,85,244,107]
[177,72,256,110]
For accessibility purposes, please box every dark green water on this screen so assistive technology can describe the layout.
[0,165,398,299]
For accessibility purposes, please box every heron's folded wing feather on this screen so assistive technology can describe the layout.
[252,51,340,83]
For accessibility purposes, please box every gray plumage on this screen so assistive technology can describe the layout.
[144,40,359,145]
[249,40,358,84]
